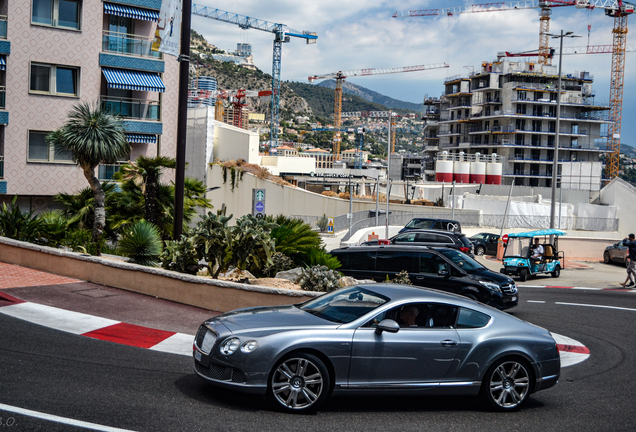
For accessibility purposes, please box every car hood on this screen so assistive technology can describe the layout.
[212,305,334,333]
[469,267,514,285]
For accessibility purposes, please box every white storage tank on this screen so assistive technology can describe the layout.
[470,160,486,184]
[435,159,454,182]
[453,159,470,183]
[486,160,502,185]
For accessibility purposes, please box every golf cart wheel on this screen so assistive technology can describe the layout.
[500,268,507,275]
[603,251,611,264]
[551,265,561,278]
[519,269,528,282]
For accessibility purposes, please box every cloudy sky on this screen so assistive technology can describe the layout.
[191,1,635,147]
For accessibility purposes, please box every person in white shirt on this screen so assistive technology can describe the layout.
[530,238,544,261]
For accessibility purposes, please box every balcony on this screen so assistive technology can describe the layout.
[0,16,6,38]
[0,86,4,109]
[102,31,161,59]
[101,96,160,121]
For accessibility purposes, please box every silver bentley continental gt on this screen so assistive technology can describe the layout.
[193,284,560,412]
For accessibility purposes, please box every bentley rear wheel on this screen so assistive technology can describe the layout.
[482,358,532,411]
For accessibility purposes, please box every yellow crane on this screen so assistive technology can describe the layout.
[308,63,448,160]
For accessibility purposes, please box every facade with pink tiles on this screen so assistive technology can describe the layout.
[0,0,179,210]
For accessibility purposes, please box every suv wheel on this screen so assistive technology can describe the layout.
[475,246,485,256]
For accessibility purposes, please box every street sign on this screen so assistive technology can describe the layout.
[502,234,509,243]
[252,188,266,218]
[327,217,334,234]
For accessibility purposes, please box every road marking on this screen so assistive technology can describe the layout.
[527,300,545,303]
[0,303,118,334]
[0,402,137,432]
[556,302,636,312]
[552,333,590,367]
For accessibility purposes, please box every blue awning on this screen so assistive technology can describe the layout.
[102,67,165,92]
[104,2,159,22]
[126,134,157,144]
[0,56,5,71]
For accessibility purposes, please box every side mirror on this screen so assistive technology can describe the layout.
[375,319,400,335]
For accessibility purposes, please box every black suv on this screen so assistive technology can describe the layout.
[362,229,474,256]
[330,245,518,310]
[399,218,462,234]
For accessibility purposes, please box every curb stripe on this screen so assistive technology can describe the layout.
[557,344,591,354]
[0,290,25,305]
[82,323,177,349]
[0,303,119,334]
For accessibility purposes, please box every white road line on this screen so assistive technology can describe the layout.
[551,333,590,368]
[0,402,137,432]
[0,303,119,334]
[527,300,545,303]
[150,333,193,356]
[556,302,636,312]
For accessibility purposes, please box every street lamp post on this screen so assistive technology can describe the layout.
[548,30,580,231]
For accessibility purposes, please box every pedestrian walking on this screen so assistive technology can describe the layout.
[621,234,636,288]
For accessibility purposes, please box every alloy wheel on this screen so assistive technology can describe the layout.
[487,360,530,410]
[271,356,325,411]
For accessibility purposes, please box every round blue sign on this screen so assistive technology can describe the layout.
[255,202,265,212]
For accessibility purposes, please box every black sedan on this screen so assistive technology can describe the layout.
[604,241,628,266]
[193,284,560,413]
[469,232,501,256]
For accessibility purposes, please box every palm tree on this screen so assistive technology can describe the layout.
[48,102,130,254]
[116,156,176,225]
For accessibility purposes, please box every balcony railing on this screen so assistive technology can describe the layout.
[0,86,5,109]
[102,31,162,59]
[101,96,160,121]
[0,16,7,38]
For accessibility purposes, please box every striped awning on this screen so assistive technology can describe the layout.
[104,2,159,22]
[0,56,5,71]
[102,68,165,92]
[125,134,157,144]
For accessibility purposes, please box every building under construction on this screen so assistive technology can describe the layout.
[428,59,609,189]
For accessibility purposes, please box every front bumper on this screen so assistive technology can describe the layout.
[193,359,267,395]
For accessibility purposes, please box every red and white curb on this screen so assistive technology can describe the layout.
[0,295,590,367]
[0,298,193,357]
[523,285,636,291]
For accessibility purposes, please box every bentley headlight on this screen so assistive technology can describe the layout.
[220,337,241,355]
[479,281,502,293]
[241,340,259,353]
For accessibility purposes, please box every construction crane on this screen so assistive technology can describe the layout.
[498,43,636,58]
[191,5,317,148]
[394,1,634,179]
[308,63,448,160]
[341,111,404,153]
[204,89,272,129]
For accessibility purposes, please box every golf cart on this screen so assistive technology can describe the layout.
[500,229,565,282]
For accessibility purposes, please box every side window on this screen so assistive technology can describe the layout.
[394,233,416,243]
[376,251,419,273]
[366,303,459,329]
[420,254,448,274]
[348,251,376,271]
[433,234,454,244]
[416,233,437,242]
[431,221,442,230]
[457,308,491,329]
[334,252,349,268]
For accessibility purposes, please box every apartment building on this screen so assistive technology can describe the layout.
[436,59,609,187]
[0,0,178,208]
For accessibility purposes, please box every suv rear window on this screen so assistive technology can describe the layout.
[405,219,435,229]
[459,236,473,247]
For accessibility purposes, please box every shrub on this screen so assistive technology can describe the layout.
[316,214,328,232]
[299,265,341,292]
[161,235,200,274]
[264,252,296,277]
[266,215,321,265]
[392,270,413,285]
[118,220,163,266]
[192,211,233,278]
[61,229,92,253]
[303,247,341,270]
[37,210,70,247]
[0,196,43,242]
[228,214,277,274]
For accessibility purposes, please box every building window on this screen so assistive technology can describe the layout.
[28,131,74,162]
[30,63,79,96]
[32,0,82,30]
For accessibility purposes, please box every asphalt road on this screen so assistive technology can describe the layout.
[1,286,636,431]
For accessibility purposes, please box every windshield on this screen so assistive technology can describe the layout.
[405,218,434,229]
[439,249,484,272]
[298,287,390,324]
[471,233,487,240]
[504,237,532,258]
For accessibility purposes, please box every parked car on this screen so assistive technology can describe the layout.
[362,229,474,256]
[398,218,462,234]
[604,241,628,266]
[193,284,559,413]
[469,232,501,256]
[330,245,518,310]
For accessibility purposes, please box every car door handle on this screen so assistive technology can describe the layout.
[440,340,457,347]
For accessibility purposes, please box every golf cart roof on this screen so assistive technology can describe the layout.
[507,229,566,238]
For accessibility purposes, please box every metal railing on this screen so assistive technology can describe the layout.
[0,16,7,38]
[100,96,160,121]
[102,31,162,59]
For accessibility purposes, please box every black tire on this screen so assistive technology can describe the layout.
[481,358,532,411]
[500,268,507,275]
[519,269,528,282]
[551,264,561,278]
[604,251,611,264]
[268,352,330,413]
[475,246,486,256]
